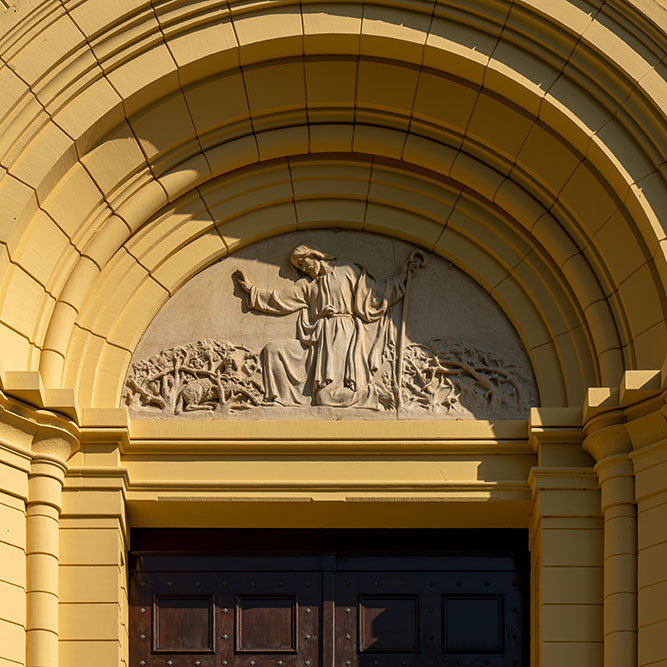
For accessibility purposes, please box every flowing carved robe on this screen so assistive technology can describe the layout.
[247,262,406,408]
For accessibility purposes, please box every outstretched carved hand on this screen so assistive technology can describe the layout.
[232,269,251,293]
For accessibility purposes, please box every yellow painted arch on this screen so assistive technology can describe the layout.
[61,152,598,408]
[0,0,664,410]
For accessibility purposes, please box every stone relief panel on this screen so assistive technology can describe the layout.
[124,231,538,419]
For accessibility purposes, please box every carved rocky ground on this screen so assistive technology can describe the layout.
[123,336,537,419]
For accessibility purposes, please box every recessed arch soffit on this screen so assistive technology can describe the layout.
[0,0,664,409]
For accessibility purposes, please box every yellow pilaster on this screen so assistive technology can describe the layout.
[26,455,65,667]
[632,440,667,667]
[529,408,604,667]
[0,389,80,667]
[584,413,638,667]
[59,441,129,667]
[26,426,78,667]
[624,392,667,667]
[581,370,667,667]
[595,454,637,667]
[0,438,30,666]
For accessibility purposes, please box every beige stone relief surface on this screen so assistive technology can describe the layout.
[124,231,538,419]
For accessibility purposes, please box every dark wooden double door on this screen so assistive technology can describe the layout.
[130,530,528,667]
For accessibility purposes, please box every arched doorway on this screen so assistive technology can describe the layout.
[0,1,664,666]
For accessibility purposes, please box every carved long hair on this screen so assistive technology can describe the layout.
[289,244,335,271]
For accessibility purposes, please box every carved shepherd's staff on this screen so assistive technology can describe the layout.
[395,249,427,410]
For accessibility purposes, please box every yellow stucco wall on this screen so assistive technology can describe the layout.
[0,0,665,665]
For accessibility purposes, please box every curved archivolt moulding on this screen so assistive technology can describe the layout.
[62,153,598,410]
[0,0,664,412]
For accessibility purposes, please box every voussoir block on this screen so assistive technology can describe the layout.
[303,3,362,55]
[360,5,430,65]
[232,6,302,65]
[160,17,239,86]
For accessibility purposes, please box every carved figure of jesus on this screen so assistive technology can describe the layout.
[232,244,420,409]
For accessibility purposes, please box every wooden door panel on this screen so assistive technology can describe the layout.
[236,595,297,652]
[132,572,219,667]
[442,595,504,653]
[215,572,320,667]
[130,531,528,667]
[359,595,420,653]
[153,595,215,653]
[130,570,321,667]
[334,570,525,667]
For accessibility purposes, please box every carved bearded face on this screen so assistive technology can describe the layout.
[296,255,325,279]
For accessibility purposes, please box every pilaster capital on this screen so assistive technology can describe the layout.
[0,388,80,463]
[31,424,80,463]
[582,383,632,462]
[594,453,635,510]
[582,370,667,463]
[583,417,632,463]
